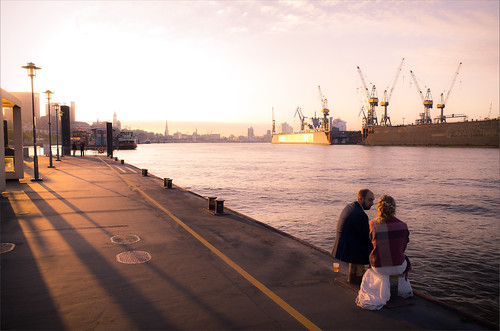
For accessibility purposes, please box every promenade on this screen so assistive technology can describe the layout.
[1,155,489,330]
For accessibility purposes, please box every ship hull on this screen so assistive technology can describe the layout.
[271,130,362,145]
[363,119,499,147]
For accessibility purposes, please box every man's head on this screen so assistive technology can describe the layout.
[357,189,375,210]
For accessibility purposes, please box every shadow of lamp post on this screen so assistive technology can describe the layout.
[43,90,54,168]
[22,62,42,181]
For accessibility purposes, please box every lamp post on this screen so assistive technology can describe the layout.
[54,103,61,161]
[22,62,42,181]
[43,90,54,168]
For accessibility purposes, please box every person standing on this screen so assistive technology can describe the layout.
[355,195,413,310]
[80,141,85,156]
[72,142,77,156]
[332,189,375,284]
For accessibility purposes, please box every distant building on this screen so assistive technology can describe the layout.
[113,112,121,130]
[164,120,169,136]
[332,118,347,131]
[11,92,40,125]
[279,122,293,134]
[70,101,76,123]
[248,127,254,139]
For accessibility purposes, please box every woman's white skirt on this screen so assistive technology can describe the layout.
[355,260,413,310]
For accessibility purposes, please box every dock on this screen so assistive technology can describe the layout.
[1,155,491,330]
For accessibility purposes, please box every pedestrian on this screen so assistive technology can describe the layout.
[332,189,374,284]
[80,141,85,156]
[72,142,77,156]
[355,195,413,310]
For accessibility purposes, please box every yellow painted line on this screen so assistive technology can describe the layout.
[101,159,321,331]
[114,166,127,174]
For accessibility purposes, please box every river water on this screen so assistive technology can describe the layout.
[110,143,499,325]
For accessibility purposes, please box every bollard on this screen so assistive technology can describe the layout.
[121,159,124,164]
[208,197,217,211]
[390,274,403,297]
[215,199,225,215]
[347,263,365,285]
[163,178,173,189]
[141,169,148,176]
[114,157,118,161]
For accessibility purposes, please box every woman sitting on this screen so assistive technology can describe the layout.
[355,195,413,310]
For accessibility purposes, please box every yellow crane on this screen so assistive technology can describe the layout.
[317,85,330,130]
[410,70,433,124]
[380,58,405,126]
[436,62,462,123]
[357,66,379,127]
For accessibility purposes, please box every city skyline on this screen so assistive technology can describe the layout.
[1,1,498,132]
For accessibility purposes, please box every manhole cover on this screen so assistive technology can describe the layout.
[116,251,151,264]
[110,234,140,244]
[1,243,15,254]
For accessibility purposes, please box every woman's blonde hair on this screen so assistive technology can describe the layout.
[377,195,396,222]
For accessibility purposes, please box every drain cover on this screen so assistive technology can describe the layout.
[110,234,140,244]
[116,251,151,264]
[1,243,15,254]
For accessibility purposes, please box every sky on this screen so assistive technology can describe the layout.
[1,0,499,135]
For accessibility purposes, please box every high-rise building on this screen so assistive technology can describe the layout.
[70,102,76,122]
[279,122,293,134]
[11,92,40,125]
[248,127,254,139]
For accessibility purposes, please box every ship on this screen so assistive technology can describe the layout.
[271,86,362,145]
[116,130,138,150]
[362,118,499,147]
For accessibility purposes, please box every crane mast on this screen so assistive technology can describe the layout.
[294,107,308,131]
[317,85,330,130]
[410,70,433,124]
[436,62,462,123]
[357,66,378,127]
[380,58,405,126]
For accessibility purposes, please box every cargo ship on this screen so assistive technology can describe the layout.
[362,118,499,147]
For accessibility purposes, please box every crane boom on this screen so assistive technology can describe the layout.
[444,62,462,104]
[388,57,405,102]
[357,66,370,101]
[410,70,424,102]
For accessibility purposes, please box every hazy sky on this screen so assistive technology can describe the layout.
[1,0,499,134]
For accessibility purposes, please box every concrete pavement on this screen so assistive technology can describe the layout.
[1,155,490,330]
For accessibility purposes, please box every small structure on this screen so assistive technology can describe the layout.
[1,88,24,191]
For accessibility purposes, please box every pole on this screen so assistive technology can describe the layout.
[55,104,60,161]
[30,75,42,181]
[46,91,54,168]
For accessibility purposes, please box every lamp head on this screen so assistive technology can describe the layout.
[21,62,41,77]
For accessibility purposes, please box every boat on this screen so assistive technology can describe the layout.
[116,130,138,150]
[362,118,499,147]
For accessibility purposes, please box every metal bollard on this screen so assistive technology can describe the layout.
[163,178,173,189]
[121,159,124,164]
[208,197,217,211]
[114,157,118,161]
[215,199,225,214]
[347,263,365,285]
[141,169,148,176]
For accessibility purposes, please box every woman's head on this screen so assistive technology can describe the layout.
[377,195,396,220]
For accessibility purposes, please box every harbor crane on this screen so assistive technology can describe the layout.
[294,107,308,131]
[272,107,275,133]
[410,70,433,124]
[436,62,462,123]
[317,85,330,130]
[380,58,405,126]
[357,66,379,127]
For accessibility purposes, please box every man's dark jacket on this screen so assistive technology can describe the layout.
[332,201,373,264]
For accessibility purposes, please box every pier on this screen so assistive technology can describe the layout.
[1,155,490,330]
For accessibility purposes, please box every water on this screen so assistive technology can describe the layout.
[111,143,499,325]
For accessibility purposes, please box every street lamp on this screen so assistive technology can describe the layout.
[22,62,42,181]
[54,103,61,161]
[43,90,54,168]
